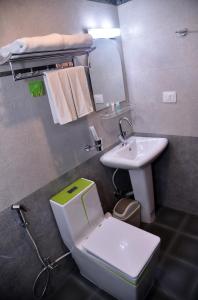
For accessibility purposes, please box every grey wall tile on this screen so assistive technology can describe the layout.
[0,0,131,212]
[88,0,131,5]
[1,132,197,299]
[134,133,198,215]
[0,145,118,300]
[88,0,117,5]
[153,134,198,214]
[118,0,198,137]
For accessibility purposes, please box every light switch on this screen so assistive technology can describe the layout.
[162,91,177,103]
[94,94,104,104]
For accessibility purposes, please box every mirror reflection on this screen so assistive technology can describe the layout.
[89,39,126,111]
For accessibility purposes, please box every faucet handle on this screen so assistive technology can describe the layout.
[84,138,103,152]
[95,139,103,152]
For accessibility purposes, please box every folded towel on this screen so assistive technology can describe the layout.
[0,33,93,64]
[44,69,77,125]
[66,66,94,118]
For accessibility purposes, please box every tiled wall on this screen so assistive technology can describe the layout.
[2,1,198,297]
[118,0,198,214]
[0,148,118,300]
[88,0,131,6]
[88,0,118,5]
[0,1,132,297]
[118,0,198,137]
[0,0,125,212]
[153,134,198,215]
[132,133,198,216]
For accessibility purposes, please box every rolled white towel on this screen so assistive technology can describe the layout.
[0,33,93,64]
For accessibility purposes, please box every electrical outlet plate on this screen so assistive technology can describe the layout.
[94,94,104,104]
[162,91,177,103]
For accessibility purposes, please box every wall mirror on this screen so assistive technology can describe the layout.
[89,39,126,111]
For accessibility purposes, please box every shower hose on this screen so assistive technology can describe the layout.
[26,226,71,298]
[11,205,71,299]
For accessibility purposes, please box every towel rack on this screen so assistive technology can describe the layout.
[0,46,95,81]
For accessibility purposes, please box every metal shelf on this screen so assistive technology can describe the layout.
[100,104,132,119]
[0,46,95,81]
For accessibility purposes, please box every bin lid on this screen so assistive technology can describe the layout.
[113,199,140,219]
[82,217,160,280]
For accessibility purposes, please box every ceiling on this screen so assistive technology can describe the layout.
[88,0,131,6]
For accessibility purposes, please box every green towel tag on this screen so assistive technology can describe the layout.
[28,80,45,97]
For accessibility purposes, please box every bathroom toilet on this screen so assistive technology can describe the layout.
[50,178,160,300]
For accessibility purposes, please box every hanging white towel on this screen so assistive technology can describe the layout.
[44,69,77,125]
[0,33,93,65]
[66,66,93,118]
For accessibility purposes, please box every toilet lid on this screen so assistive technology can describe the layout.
[82,217,160,280]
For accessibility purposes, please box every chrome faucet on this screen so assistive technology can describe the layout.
[119,117,133,145]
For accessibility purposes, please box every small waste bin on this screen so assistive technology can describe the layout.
[113,198,141,227]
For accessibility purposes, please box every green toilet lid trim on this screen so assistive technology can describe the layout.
[51,178,93,205]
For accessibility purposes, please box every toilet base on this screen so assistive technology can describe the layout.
[73,246,159,300]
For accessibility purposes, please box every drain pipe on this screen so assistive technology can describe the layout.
[112,169,134,200]
[11,204,71,298]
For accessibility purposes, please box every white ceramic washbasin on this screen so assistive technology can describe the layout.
[100,136,168,170]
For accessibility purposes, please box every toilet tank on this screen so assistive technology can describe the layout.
[50,178,104,250]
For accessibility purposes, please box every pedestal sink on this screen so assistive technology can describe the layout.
[100,136,168,223]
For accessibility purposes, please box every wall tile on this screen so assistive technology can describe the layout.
[0,0,127,212]
[118,0,198,137]
[88,0,131,5]
[134,133,198,215]
[0,146,117,300]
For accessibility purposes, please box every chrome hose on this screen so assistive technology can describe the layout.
[33,266,50,299]
[25,227,46,267]
[26,225,71,298]
[112,168,119,192]
[12,205,71,299]
[32,251,71,298]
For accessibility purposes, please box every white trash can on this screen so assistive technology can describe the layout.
[113,198,141,227]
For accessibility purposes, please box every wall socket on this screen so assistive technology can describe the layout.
[162,91,177,103]
[94,94,104,104]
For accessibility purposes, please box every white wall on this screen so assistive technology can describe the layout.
[0,0,122,211]
[118,0,198,137]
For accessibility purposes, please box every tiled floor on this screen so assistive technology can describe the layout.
[50,207,198,300]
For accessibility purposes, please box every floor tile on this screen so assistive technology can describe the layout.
[169,234,198,267]
[155,256,197,300]
[50,272,97,300]
[146,287,174,300]
[190,280,198,300]
[48,208,198,300]
[144,223,175,252]
[180,214,198,237]
[90,289,116,300]
[140,222,149,230]
[155,207,185,229]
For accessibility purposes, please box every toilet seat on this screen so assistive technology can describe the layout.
[82,217,160,281]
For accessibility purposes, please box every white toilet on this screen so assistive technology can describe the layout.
[50,178,160,300]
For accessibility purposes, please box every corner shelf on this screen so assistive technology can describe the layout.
[100,104,132,120]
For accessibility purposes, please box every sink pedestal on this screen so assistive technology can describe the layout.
[129,164,155,223]
[100,136,168,223]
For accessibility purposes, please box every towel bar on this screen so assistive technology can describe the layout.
[0,46,95,81]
